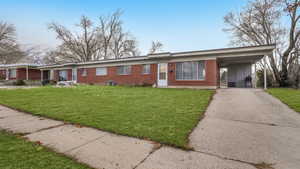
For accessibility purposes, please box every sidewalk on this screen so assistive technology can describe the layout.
[0,105,255,169]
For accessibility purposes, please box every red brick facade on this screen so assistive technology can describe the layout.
[168,60,218,87]
[16,68,41,80]
[0,70,6,80]
[0,68,41,80]
[49,61,218,88]
[77,64,157,85]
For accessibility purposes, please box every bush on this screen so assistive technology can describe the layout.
[49,80,57,85]
[256,70,276,88]
[13,80,26,86]
[42,80,50,86]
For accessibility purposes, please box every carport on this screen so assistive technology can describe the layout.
[216,45,275,89]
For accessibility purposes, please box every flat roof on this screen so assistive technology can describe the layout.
[0,63,41,68]
[2,45,276,69]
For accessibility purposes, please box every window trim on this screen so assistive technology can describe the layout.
[96,67,107,76]
[117,65,131,75]
[175,61,206,81]
[142,64,151,74]
[9,69,17,78]
[58,70,68,81]
[81,68,87,77]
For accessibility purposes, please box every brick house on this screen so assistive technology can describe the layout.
[0,64,41,81]
[39,45,275,89]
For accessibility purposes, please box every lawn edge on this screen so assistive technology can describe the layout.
[0,88,215,150]
[0,129,96,169]
[185,89,217,150]
[266,88,300,113]
[0,103,185,149]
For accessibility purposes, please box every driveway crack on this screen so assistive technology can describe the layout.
[132,143,162,169]
[193,149,274,169]
[63,136,105,154]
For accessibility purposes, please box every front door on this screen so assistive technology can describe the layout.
[72,68,77,82]
[157,63,168,87]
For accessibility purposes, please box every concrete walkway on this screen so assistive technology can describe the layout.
[0,89,299,169]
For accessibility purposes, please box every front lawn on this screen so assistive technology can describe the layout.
[268,88,300,112]
[0,86,214,148]
[0,130,91,169]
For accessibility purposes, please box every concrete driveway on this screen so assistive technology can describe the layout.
[190,88,300,169]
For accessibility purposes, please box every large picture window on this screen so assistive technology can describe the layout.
[9,69,16,78]
[59,70,68,81]
[96,67,107,76]
[176,61,205,80]
[117,65,131,75]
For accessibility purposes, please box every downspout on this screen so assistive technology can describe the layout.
[26,66,29,81]
[264,55,267,90]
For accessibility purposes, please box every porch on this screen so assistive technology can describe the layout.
[217,49,271,89]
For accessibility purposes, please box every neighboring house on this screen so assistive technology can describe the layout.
[1,45,275,89]
[0,64,41,81]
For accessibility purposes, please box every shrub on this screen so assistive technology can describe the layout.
[49,80,57,85]
[256,70,276,88]
[13,80,26,86]
[42,80,50,86]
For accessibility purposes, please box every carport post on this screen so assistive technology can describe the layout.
[264,55,267,90]
[254,63,257,88]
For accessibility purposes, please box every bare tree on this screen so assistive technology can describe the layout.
[148,41,163,54]
[0,22,25,64]
[48,10,140,63]
[224,0,300,87]
[48,16,100,63]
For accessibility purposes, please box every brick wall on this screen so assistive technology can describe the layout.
[0,70,6,79]
[17,68,41,80]
[168,60,218,87]
[77,64,157,85]
[50,60,218,88]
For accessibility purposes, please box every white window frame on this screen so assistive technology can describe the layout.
[9,69,17,78]
[59,70,68,81]
[117,65,131,75]
[142,64,151,74]
[175,61,206,81]
[81,69,87,77]
[96,67,107,76]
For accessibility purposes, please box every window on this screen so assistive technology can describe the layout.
[59,70,68,81]
[117,65,131,75]
[72,68,77,81]
[9,69,16,78]
[81,69,87,77]
[176,61,205,80]
[142,64,151,74]
[96,67,107,76]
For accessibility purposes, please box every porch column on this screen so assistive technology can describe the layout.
[41,70,43,81]
[26,66,29,80]
[49,70,53,80]
[254,62,257,88]
[264,55,267,90]
[5,68,9,80]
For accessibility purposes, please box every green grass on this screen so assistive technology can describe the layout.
[268,88,300,113]
[0,130,92,169]
[0,86,214,148]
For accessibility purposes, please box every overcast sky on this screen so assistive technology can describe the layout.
[1,0,247,54]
